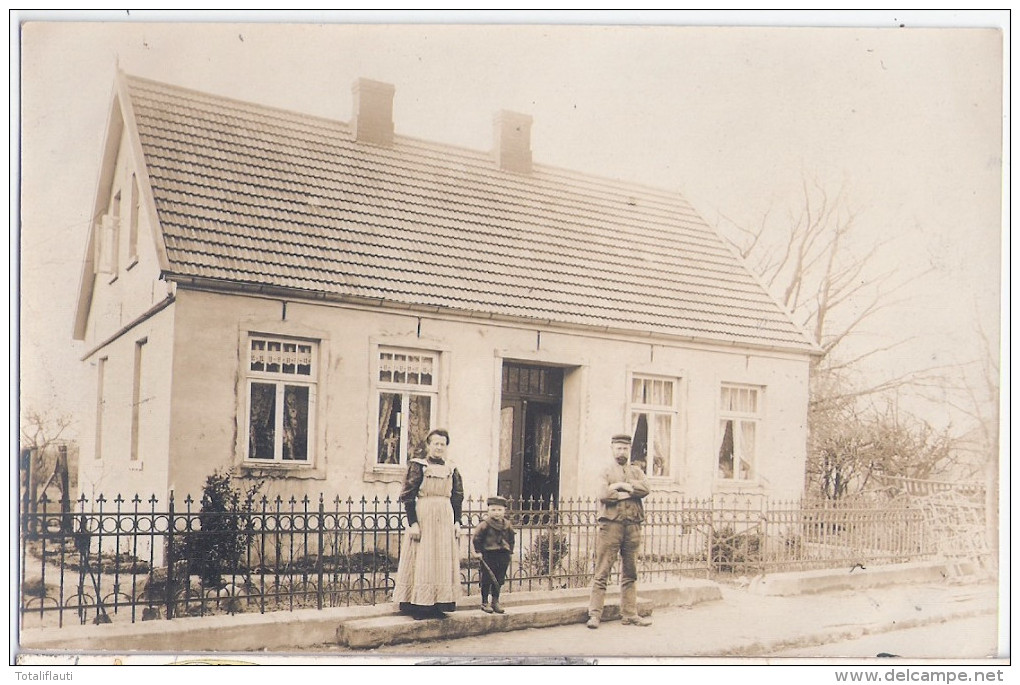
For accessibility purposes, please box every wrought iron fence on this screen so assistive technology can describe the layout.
[709,497,933,575]
[19,492,934,629]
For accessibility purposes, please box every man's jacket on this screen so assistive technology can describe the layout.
[595,462,650,522]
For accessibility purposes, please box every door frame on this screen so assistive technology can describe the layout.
[498,362,564,506]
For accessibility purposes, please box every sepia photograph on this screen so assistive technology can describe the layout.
[12,10,1007,677]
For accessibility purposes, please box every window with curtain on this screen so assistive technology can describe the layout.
[629,375,677,478]
[718,384,762,481]
[246,336,317,464]
[376,348,439,466]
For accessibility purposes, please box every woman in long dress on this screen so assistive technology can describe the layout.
[392,429,464,618]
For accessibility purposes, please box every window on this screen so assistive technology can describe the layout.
[95,357,107,460]
[718,384,762,481]
[108,191,121,274]
[130,339,147,461]
[629,375,677,478]
[376,348,438,466]
[95,210,120,275]
[246,336,317,464]
[128,175,140,263]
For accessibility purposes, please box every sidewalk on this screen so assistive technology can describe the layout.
[360,578,1000,661]
[16,561,1003,661]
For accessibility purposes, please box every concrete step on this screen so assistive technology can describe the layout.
[336,579,721,650]
[338,599,652,649]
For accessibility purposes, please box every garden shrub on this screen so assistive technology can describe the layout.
[711,526,763,573]
[522,530,570,576]
[284,550,398,575]
[180,472,262,586]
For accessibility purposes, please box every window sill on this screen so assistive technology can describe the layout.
[713,479,766,495]
[364,467,406,484]
[236,462,325,480]
[128,460,143,471]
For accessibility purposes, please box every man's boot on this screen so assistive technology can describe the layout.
[621,615,653,627]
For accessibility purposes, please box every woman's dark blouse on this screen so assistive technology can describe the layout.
[398,459,465,525]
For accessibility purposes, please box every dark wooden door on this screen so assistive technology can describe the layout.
[498,363,563,507]
[522,400,560,507]
[498,398,524,499]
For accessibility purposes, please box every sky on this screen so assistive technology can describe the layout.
[14,11,1007,446]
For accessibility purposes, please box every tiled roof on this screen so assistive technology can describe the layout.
[124,74,817,352]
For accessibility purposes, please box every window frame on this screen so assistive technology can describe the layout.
[130,338,147,463]
[242,335,319,467]
[107,190,121,279]
[127,174,140,266]
[94,356,108,461]
[716,383,764,483]
[373,345,441,470]
[627,373,681,481]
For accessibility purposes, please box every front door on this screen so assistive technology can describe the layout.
[498,363,563,507]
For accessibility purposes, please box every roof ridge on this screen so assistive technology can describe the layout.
[125,72,705,208]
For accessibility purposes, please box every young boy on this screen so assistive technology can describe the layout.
[472,496,516,614]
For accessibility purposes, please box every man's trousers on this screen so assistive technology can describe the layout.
[588,520,642,620]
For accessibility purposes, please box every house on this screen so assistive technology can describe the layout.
[74,72,820,507]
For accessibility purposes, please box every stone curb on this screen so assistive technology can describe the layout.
[20,562,977,654]
[709,604,998,658]
[19,579,720,653]
[747,560,977,597]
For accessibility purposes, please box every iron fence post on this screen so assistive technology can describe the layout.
[316,495,324,611]
[546,506,554,591]
[166,491,175,620]
[707,502,716,575]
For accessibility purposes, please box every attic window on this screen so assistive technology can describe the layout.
[94,193,121,275]
[128,175,140,263]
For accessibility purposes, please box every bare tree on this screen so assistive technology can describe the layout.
[808,392,957,500]
[943,318,999,470]
[717,176,961,499]
[720,176,920,364]
[20,407,75,530]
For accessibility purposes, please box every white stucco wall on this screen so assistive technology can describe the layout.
[165,288,810,504]
[81,127,171,352]
[78,128,176,503]
[77,305,175,502]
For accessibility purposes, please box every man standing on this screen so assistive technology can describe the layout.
[587,433,653,629]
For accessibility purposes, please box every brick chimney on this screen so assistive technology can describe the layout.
[351,78,395,146]
[493,110,533,173]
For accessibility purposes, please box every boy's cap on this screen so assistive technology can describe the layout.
[611,433,633,444]
[487,496,508,507]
